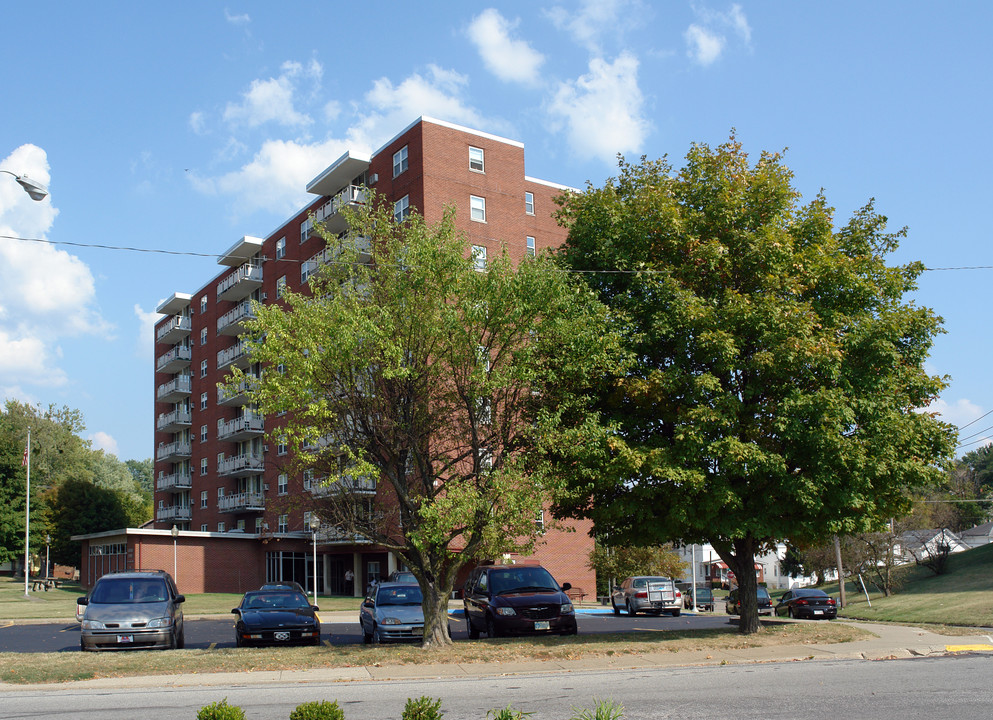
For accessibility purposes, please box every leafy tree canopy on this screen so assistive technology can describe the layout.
[550,136,957,633]
[588,542,687,595]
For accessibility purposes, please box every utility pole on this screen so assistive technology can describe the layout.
[833,535,846,608]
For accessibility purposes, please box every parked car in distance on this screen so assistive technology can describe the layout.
[683,585,714,611]
[259,581,307,595]
[78,570,185,651]
[360,581,425,643]
[611,576,682,616]
[232,588,322,646]
[463,564,577,638]
[725,586,774,616]
[774,588,838,619]
[387,571,416,583]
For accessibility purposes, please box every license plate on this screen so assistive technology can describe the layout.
[534,621,550,630]
[274,631,290,641]
[813,610,823,615]
[117,635,133,644]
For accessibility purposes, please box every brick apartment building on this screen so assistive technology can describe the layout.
[76,117,596,597]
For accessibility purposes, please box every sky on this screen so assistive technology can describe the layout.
[1,2,991,463]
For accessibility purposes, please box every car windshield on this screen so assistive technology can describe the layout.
[757,587,770,599]
[795,589,828,598]
[376,586,423,606]
[243,591,312,610]
[490,567,559,595]
[90,579,168,604]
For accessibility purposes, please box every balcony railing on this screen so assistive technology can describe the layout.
[156,345,192,374]
[316,524,372,545]
[217,415,265,442]
[218,491,266,513]
[217,262,263,302]
[156,504,192,522]
[217,300,257,336]
[156,408,192,433]
[156,470,193,492]
[307,474,377,496]
[156,375,192,403]
[300,185,367,242]
[218,452,265,477]
[218,376,256,406]
[217,341,251,370]
[156,315,192,345]
[156,440,192,462]
[300,235,372,284]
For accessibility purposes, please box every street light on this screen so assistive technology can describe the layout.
[45,534,51,580]
[171,525,179,582]
[1,169,48,201]
[310,515,321,607]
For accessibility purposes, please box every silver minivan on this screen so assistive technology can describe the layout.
[78,570,185,651]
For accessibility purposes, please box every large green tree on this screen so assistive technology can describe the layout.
[227,195,617,647]
[550,137,956,633]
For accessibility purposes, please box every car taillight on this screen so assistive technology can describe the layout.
[675,591,681,598]
[827,598,836,605]
[635,591,648,599]
[795,599,809,605]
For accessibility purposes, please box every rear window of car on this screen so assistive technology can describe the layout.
[91,579,168,604]
[377,586,423,605]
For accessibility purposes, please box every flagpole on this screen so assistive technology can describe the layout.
[24,427,31,597]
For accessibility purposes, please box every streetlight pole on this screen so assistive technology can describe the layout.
[171,525,179,582]
[23,427,31,597]
[310,516,320,606]
[1,169,48,201]
[45,534,51,580]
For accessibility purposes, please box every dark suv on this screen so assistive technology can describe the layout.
[463,564,577,638]
[725,586,774,616]
[78,570,185,651]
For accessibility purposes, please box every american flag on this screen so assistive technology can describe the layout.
[22,445,28,467]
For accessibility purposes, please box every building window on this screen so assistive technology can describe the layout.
[393,146,408,177]
[276,275,286,299]
[394,195,410,222]
[200,328,208,346]
[525,191,534,215]
[536,511,545,534]
[255,517,264,533]
[200,458,208,476]
[200,491,208,509]
[200,424,208,442]
[276,237,286,260]
[303,469,314,491]
[201,523,208,532]
[236,519,246,531]
[526,236,536,256]
[277,437,287,455]
[278,473,288,495]
[469,146,484,172]
[278,514,289,533]
[470,195,486,223]
[303,511,313,530]
[200,392,208,410]
[200,359,208,378]
[217,522,225,533]
[472,245,487,271]
[218,487,225,499]
[200,296,208,315]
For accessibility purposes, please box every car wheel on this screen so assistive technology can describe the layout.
[788,607,794,619]
[627,601,637,616]
[176,629,185,649]
[672,609,681,617]
[486,615,502,638]
[467,618,480,639]
[235,633,244,648]
[362,627,372,644]
[372,626,384,644]
[611,600,621,616]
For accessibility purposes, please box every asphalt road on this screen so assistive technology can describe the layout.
[0,610,734,653]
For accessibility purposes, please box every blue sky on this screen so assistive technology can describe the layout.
[1,2,990,462]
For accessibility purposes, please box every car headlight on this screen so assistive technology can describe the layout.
[81,620,105,630]
[561,603,575,614]
[146,616,174,629]
[381,617,402,625]
[496,607,517,616]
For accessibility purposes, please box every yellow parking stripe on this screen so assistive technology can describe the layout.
[945,644,993,652]
[207,642,217,650]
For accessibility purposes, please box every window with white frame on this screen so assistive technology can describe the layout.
[469,146,484,172]
[394,195,410,222]
[303,511,313,530]
[200,424,208,442]
[278,473,288,495]
[525,191,534,215]
[276,275,286,299]
[278,514,289,533]
[218,487,225,499]
[526,236,536,256]
[200,490,208,508]
[276,237,286,259]
[277,437,287,455]
[470,195,486,222]
[200,296,208,314]
[201,523,208,532]
[536,511,545,534]
[393,145,408,177]
[200,392,208,410]
[200,328,208,345]
[255,517,264,532]
[237,519,245,531]
[471,245,487,271]
[200,458,208,476]
[303,469,314,491]
[200,359,208,377]
[217,522,225,533]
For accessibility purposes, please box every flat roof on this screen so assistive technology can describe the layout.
[155,293,192,315]
[217,236,264,267]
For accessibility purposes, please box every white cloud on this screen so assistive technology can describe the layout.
[928,396,984,429]
[468,9,545,86]
[547,53,649,164]
[224,9,250,26]
[134,304,159,360]
[222,61,322,129]
[0,328,68,387]
[728,4,752,44]
[685,24,725,66]
[546,0,643,55]
[189,111,206,135]
[89,431,119,456]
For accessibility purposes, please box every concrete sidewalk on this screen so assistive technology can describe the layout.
[3,619,992,692]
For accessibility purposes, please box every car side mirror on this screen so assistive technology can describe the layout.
[561,582,572,592]
[77,597,89,606]
[175,594,185,604]
[231,608,240,615]
[312,605,320,612]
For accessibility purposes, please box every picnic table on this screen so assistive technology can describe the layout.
[30,577,63,591]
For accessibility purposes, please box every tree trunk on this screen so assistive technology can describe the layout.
[420,574,455,648]
[715,536,761,634]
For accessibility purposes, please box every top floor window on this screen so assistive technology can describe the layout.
[393,146,408,177]
[276,237,286,260]
[524,191,534,215]
[394,195,410,223]
[200,296,208,315]
[469,147,484,173]
[470,195,486,223]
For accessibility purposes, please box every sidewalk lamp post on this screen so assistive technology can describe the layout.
[44,534,50,579]
[1,169,48,201]
[310,515,320,606]
[171,525,179,582]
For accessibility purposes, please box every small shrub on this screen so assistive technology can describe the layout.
[570,698,624,720]
[196,698,246,720]
[487,705,533,720]
[402,696,443,720]
[290,700,345,720]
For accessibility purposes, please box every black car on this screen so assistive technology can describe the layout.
[232,589,322,646]
[463,564,577,638]
[726,586,774,616]
[774,588,838,619]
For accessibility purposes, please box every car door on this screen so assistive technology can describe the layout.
[776,591,792,616]
[464,569,487,631]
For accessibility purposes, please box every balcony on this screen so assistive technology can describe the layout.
[300,185,367,241]
[316,524,372,545]
[218,415,265,442]
[301,235,372,283]
[217,300,257,336]
[217,262,263,302]
[156,440,192,462]
[217,341,251,371]
[218,491,266,514]
[307,474,377,496]
[156,345,192,374]
[156,470,192,493]
[156,315,192,345]
[156,408,192,433]
[156,504,192,522]
[218,376,256,406]
[156,375,192,403]
[218,452,265,477]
